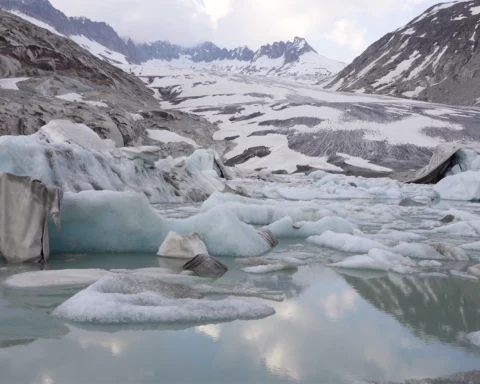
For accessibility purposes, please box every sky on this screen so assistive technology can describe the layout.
[50,0,448,63]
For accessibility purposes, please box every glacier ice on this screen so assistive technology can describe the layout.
[467,331,480,347]
[201,192,338,225]
[52,273,276,324]
[38,120,113,150]
[241,264,298,274]
[0,134,226,204]
[307,231,388,253]
[418,260,442,267]
[329,249,416,274]
[157,232,208,259]
[49,191,272,257]
[434,171,480,201]
[264,216,357,239]
[3,269,111,288]
[392,242,468,261]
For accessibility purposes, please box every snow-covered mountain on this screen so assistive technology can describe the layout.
[326,0,480,106]
[141,38,345,83]
[0,0,345,82]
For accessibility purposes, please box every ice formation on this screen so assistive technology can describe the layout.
[53,273,276,324]
[49,191,272,257]
[201,192,337,225]
[157,232,208,259]
[0,131,228,204]
[3,269,111,288]
[392,242,468,261]
[264,216,357,239]
[434,171,480,201]
[329,249,416,274]
[467,331,480,347]
[307,231,388,253]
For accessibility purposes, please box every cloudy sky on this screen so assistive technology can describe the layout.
[50,0,446,62]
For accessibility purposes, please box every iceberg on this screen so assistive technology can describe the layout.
[49,191,272,257]
[52,273,275,324]
[434,171,480,201]
[329,249,416,274]
[307,231,388,253]
[4,269,111,288]
[264,216,357,239]
[201,192,337,225]
[392,242,468,261]
[0,133,228,204]
[157,232,208,259]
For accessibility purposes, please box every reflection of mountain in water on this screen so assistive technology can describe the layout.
[343,274,480,347]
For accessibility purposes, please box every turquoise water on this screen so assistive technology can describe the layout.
[1,243,480,384]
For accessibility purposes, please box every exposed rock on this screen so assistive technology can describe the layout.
[326,1,480,106]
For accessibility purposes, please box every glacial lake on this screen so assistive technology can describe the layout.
[1,196,480,384]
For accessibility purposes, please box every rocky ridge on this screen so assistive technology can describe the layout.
[326,0,480,106]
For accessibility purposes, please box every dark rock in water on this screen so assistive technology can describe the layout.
[225,146,271,166]
[272,170,288,175]
[440,214,455,224]
[183,254,228,278]
[399,198,427,207]
[257,229,279,248]
[224,135,240,141]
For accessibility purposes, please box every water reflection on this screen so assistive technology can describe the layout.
[341,271,480,348]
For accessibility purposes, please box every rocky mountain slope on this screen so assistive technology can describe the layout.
[0,10,225,155]
[0,0,344,82]
[326,0,480,106]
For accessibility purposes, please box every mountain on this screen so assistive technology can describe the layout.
[326,1,480,106]
[141,37,345,83]
[0,10,224,155]
[0,0,345,82]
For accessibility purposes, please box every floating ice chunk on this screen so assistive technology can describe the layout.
[170,206,272,257]
[434,171,480,201]
[310,170,329,181]
[237,253,307,274]
[53,274,275,324]
[242,264,298,274]
[3,269,111,288]
[431,221,480,237]
[157,232,208,259]
[468,264,480,277]
[39,120,111,151]
[450,270,479,281]
[264,216,357,239]
[307,231,388,253]
[392,243,445,260]
[201,193,336,225]
[418,260,442,267]
[373,230,426,244]
[462,241,480,250]
[439,209,480,222]
[50,191,271,257]
[329,249,416,273]
[467,331,480,347]
[277,187,318,201]
[429,243,469,261]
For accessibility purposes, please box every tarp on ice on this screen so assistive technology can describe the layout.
[407,143,480,184]
[0,173,62,263]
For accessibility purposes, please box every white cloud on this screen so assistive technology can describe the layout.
[50,0,442,61]
[325,19,368,52]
